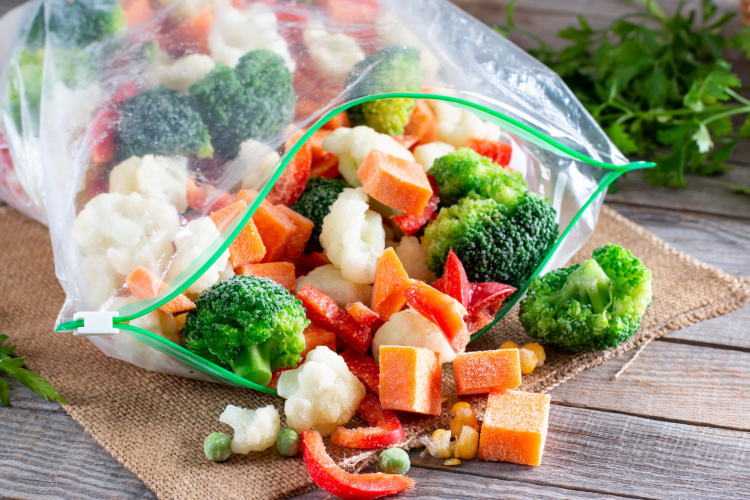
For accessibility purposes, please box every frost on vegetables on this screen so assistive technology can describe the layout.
[372,308,457,363]
[295,264,373,309]
[219,404,281,453]
[303,27,364,82]
[108,155,189,212]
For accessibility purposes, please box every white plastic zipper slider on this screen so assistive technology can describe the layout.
[72,311,120,336]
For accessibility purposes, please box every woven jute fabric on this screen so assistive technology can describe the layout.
[1,204,747,500]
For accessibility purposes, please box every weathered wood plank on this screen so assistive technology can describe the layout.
[664,304,750,350]
[606,167,750,220]
[608,204,750,279]
[294,464,636,500]
[550,341,750,430]
[0,407,158,500]
[409,405,750,500]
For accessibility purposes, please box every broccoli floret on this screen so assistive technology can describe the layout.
[519,243,653,352]
[45,0,126,48]
[182,275,309,386]
[291,177,351,252]
[5,48,98,133]
[345,46,424,135]
[116,86,214,159]
[189,50,296,158]
[431,148,528,208]
[422,192,558,288]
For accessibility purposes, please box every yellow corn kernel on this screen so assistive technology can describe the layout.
[450,407,478,437]
[519,348,538,374]
[523,343,546,367]
[456,426,479,459]
[500,340,519,350]
[444,458,461,466]
[451,402,471,414]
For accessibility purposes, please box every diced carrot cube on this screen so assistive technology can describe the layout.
[371,248,410,321]
[266,130,312,207]
[392,174,439,236]
[391,135,419,149]
[296,285,372,353]
[167,8,213,55]
[340,346,380,394]
[345,302,379,327]
[123,0,155,27]
[237,262,296,292]
[358,149,432,217]
[125,267,195,314]
[174,312,188,332]
[210,200,266,268]
[310,151,340,178]
[186,177,236,214]
[301,325,337,359]
[252,201,296,262]
[478,390,551,466]
[404,100,437,146]
[295,98,321,120]
[466,137,513,167]
[403,280,470,354]
[321,111,350,130]
[379,346,442,416]
[274,205,313,264]
[453,349,521,395]
[309,129,333,161]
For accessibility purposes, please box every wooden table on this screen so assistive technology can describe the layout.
[2,1,749,498]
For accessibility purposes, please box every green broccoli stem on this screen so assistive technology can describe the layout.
[229,341,276,387]
[546,259,612,314]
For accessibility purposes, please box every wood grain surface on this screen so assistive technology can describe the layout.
[1,0,749,499]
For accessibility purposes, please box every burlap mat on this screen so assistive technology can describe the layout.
[1,204,747,500]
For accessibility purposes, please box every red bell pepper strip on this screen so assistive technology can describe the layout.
[345,302,380,327]
[442,248,472,309]
[302,429,414,500]
[466,137,513,167]
[468,282,516,315]
[296,285,372,353]
[403,280,470,354]
[340,346,379,394]
[392,174,439,236]
[330,394,405,449]
[266,130,312,206]
[88,108,119,164]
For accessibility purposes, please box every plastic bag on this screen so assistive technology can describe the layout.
[0,0,652,393]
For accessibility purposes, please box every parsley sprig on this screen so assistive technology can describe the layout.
[0,332,66,407]
[497,0,750,189]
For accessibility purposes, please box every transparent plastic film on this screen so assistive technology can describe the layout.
[1,0,653,392]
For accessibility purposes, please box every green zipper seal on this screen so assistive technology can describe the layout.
[56,92,654,392]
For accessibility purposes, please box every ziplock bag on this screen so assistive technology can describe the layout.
[0,0,652,393]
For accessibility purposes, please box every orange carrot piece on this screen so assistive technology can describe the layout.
[236,262,296,292]
[379,345,442,416]
[345,302,380,327]
[126,267,195,314]
[453,349,522,395]
[252,201,297,263]
[186,177,236,214]
[310,152,340,178]
[371,248,410,321]
[274,205,314,264]
[391,135,419,149]
[301,325,337,358]
[266,130,312,207]
[123,0,155,27]
[358,149,432,217]
[210,200,266,268]
[321,111,350,130]
[404,100,437,146]
[168,8,213,55]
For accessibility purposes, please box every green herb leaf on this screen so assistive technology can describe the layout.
[0,331,66,407]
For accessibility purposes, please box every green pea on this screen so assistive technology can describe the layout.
[204,433,232,462]
[376,448,410,475]
[277,428,300,457]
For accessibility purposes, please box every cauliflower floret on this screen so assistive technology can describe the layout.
[372,309,457,364]
[109,155,189,212]
[277,346,365,436]
[209,5,295,72]
[322,126,415,187]
[145,54,216,95]
[295,265,373,308]
[155,0,229,23]
[319,188,385,285]
[219,404,281,453]
[412,141,455,172]
[427,100,462,125]
[237,139,281,190]
[436,108,502,149]
[394,236,435,284]
[74,192,180,277]
[166,217,231,295]
[303,26,364,82]
[82,254,125,308]
[130,309,180,344]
